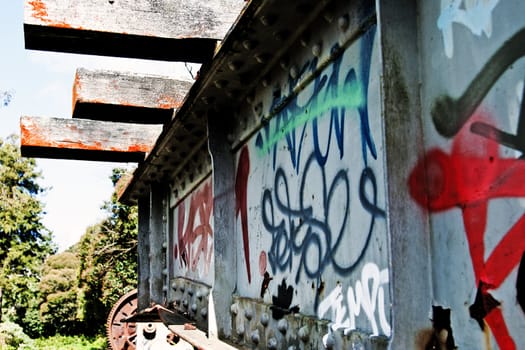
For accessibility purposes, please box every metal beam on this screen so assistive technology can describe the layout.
[73,68,193,124]
[24,0,245,62]
[20,116,162,162]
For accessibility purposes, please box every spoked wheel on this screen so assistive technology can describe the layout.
[106,289,138,350]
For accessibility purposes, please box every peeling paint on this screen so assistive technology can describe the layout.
[28,0,50,23]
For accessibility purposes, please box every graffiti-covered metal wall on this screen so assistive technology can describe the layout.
[410,1,525,349]
[232,8,390,343]
[125,0,525,349]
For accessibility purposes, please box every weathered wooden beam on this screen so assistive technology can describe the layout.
[20,116,162,162]
[24,0,245,62]
[73,69,193,124]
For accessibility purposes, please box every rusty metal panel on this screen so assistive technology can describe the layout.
[411,1,525,349]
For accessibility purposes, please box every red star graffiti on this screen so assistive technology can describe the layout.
[409,113,525,350]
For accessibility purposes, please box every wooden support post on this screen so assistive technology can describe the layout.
[24,0,245,62]
[73,68,193,124]
[20,116,162,162]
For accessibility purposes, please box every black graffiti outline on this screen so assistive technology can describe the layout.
[432,28,525,149]
[261,153,385,284]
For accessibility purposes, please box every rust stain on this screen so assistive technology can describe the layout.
[126,143,154,153]
[28,0,77,29]
[72,71,81,113]
[28,0,50,23]
[156,94,182,109]
[117,99,139,107]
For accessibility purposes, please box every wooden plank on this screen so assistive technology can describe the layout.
[73,69,193,124]
[20,116,162,162]
[24,0,245,62]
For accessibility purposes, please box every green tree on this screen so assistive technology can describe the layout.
[38,251,83,336]
[0,136,55,330]
[77,168,138,334]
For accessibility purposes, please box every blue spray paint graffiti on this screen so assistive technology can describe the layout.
[255,25,377,170]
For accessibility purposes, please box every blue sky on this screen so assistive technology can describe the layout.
[1,2,194,250]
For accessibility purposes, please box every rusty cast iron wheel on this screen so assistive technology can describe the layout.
[107,289,138,350]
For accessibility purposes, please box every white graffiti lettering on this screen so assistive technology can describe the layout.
[317,263,390,337]
[437,0,500,58]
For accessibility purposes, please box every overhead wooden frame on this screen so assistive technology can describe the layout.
[24,0,245,62]
[20,116,163,162]
[72,68,193,124]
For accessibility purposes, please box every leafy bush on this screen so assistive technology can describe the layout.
[34,334,107,349]
[0,321,34,349]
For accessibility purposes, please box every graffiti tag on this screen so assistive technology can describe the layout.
[437,0,500,58]
[173,180,214,277]
[317,263,390,336]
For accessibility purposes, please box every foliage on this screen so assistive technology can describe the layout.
[77,169,138,334]
[38,252,83,336]
[33,334,107,350]
[0,321,34,349]
[0,90,14,107]
[0,136,55,332]
[0,139,137,339]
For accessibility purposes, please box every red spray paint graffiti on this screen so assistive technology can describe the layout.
[174,180,214,276]
[409,113,525,350]
[235,146,252,283]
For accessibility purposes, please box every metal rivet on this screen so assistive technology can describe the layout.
[338,14,350,31]
[243,39,257,50]
[268,337,278,349]
[312,42,322,57]
[172,282,178,290]
[251,330,260,344]
[277,319,288,334]
[280,58,289,70]
[260,313,269,327]
[298,326,309,342]
[191,303,197,312]
[182,299,188,307]
[254,53,270,64]
[260,14,276,26]
[244,308,253,320]
[228,60,242,71]
[214,80,228,89]
[290,65,299,79]
[162,268,168,276]
[200,307,208,318]
[237,325,245,336]
[300,32,310,47]
[230,303,239,315]
[323,10,334,23]
[324,332,335,349]
[162,286,168,292]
